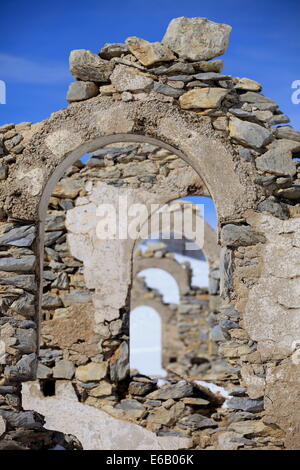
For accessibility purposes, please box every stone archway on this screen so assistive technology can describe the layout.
[0,15,299,449]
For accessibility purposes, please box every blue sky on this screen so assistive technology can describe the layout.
[1,0,299,228]
[1,0,299,127]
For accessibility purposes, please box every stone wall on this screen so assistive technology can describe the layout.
[0,16,299,449]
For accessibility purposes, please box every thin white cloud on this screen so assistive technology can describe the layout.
[0,53,70,84]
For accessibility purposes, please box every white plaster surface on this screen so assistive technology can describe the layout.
[22,381,192,450]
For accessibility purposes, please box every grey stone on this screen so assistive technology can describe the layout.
[91,146,136,158]
[53,359,75,379]
[0,386,17,394]
[0,162,8,180]
[125,37,175,66]
[5,353,37,381]
[229,108,252,118]
[186,80,208,88]
[255,175,276,186]
[0,225,36,247]
[209,276,219,295]
[155,62,195,75]
[145,400,162,407]
[167,74,194,82]
[226,411,257,422]
[39,349,63,365]
[19,320,36,329]
[0,275,36,291]
[99,43,129,60]
[59,199,74,211]
[128,380,155,396]
[210,325,226,342]
[36,363,52,379]
[61,290,91,307]
[275,126,300,142]
[255,139,300,177]
[226,397,264,412]
[4,134,23,151]
[239,148,253,161]
[276,176,292,187]
[0,410,44,430]
[146,380,193,400]
[67,81,99,102]
[156,430,189,438]
[110,64,153,92]
[51,272,69,290]
[193,72,231,81]
[228,387,247,397]
[269,114,290,126]
[110,341,129,382]
[42,293,63,308]
[276,185,300,200]
[239,92,277,106]
[45,212,65,231]
[116,399,145,411]
[162,17,232,61]
[0,255,36,272]
[219,248,234,301]
[44,231,64,247]
[69,49,114,82]
[257,198,288,219]
[15,328,37,353]
[219,318,240,333]
[177,414,217,431]
[221,224,266,247]
[153,82,184,97]
[229,117,272,149]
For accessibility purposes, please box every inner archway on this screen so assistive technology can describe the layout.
[130,306,166,377]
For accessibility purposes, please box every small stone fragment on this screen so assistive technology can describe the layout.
[53,359,75,379]
[99,43,129,60]
[146,380,193,400]
[67,81,99,102]
[126,37,175,66]
[235,78,262,91]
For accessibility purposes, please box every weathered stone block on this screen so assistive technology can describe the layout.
[110,64,153,92]
[76,361,108,382]
[69,49,114,82]
[229,117,272,149]
[162,17,232,61]
[221,224,266,247]
[67,81,99,102]
[126,37,175,66]
[179,87,228,109]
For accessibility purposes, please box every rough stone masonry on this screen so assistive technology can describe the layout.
[0,16,299,450]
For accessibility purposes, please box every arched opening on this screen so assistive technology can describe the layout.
[18,134,244,450]
[137,268,180,304]
[130,306,166,377]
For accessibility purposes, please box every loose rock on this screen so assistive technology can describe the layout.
[179,88,228,109]
[69,49,114,82]
[162,17,232,61]
[126,37,175,66]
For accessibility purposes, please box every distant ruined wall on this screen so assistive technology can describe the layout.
[0,16,299,449]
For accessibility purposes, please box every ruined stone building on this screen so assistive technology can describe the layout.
[0,16,299,450]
